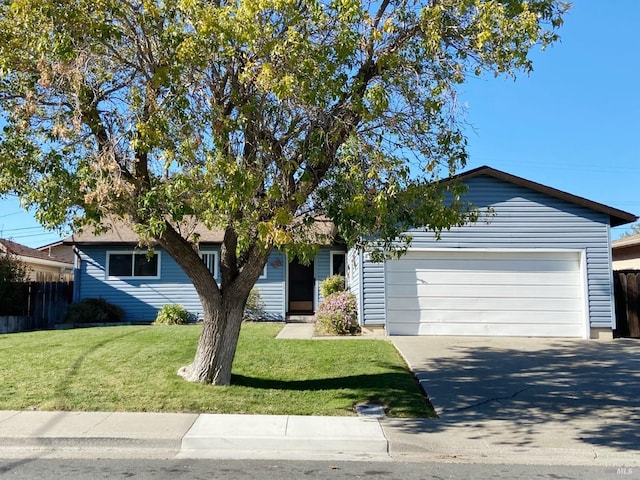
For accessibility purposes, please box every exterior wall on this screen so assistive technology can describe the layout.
[314,247,348,305]
[258,250,286,320]
[359,175,615,330]
[75,246,288,321]
[612,245,640,270]
[74,246,344,322]
[361,253,386,325]
[23,262,69,282]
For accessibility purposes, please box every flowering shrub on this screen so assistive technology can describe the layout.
[320,275,345,297]
[314,290,361,336]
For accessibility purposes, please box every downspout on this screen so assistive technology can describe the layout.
[72,246,82,303]
[358,249,364,326]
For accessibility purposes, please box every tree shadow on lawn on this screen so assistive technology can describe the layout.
[231,368,433,417]
[386,338,640,451]
[53,328,145,408]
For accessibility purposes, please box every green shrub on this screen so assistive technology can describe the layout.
[154,304,190,325]
[244,288,265,321]
[314,290,361,336]
[320,275,345,297]
[0,254,29,315]
[63,298,125,324]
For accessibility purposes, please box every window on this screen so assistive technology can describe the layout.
[330,251,346,277]
[200,251,219,278]
[259,264,267,280]
[107,252,160,278]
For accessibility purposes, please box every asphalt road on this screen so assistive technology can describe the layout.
[0,459,636,480]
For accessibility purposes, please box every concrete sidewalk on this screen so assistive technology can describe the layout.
[0,410,389,461]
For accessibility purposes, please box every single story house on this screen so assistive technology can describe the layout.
[0,238,74,282]
[65,166,636,339]
[612,233,640,270]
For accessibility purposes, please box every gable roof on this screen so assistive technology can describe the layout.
[64,220,225,246]
[0,238,73,266]
[451,166,637,228]
[64,216,339,246]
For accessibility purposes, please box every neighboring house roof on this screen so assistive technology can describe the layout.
[0,238,73,267]
[612,232,640,250]
[37,240,76,264]
[450,166,637,227]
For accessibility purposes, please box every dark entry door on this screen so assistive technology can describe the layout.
[288,258,314,314]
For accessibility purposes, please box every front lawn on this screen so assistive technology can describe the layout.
[0,323,432,417]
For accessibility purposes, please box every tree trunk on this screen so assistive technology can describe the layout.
[178,291,247,385]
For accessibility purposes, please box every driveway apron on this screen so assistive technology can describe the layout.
[389,336,640,455]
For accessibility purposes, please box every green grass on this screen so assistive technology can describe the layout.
[0,323,433,417]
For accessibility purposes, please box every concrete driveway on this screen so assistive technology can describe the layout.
[384,336,640,464]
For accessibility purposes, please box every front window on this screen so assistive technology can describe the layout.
[330,251,346,277]
[200,251,219,279]
[107,252,159,278]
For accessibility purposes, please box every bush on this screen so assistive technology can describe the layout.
[63,298,125,324]
[244,288,265,321]
[314,290,361,336]
[154,304,190,325]
[0,254,29,315]
[320,275,345,297]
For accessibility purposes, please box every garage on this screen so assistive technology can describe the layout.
[385,250,587,337]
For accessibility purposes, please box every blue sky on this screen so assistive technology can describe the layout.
[1,1,638,248]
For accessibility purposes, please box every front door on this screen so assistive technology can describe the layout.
[288,258,315,314]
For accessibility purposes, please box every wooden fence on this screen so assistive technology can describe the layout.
[0,282,73,334]
[613,270,640,338]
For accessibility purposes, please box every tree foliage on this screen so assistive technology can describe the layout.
[0,0,568,384]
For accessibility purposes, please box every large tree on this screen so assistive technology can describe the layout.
[0,0,568,385]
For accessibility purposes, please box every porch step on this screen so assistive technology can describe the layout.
[286,315,316,323]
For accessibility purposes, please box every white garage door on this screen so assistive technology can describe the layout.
[385,250,586,337]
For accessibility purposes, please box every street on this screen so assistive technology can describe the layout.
[0,459,636,480]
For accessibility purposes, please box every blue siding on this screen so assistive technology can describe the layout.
[76,246,288,321]
[254,250,286,320]
[314,248,330,307]
[359,175,615,330]
[314,247,347,304]
[362,255,386,325]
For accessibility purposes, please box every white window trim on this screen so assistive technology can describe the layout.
[199,250,220,280]
[329,250,346,277]
[258,264,267,280]
[106,250,161,280]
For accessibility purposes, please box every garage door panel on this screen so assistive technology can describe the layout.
[386,284,582,299]
[387,296,582,312]
[387,321,582,337]
[385,250,585,338]
[386,257,579,274]
[388,271,580,286]
[387,308,582,325]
